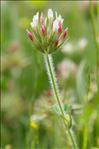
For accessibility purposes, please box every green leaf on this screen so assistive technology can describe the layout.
[64,104,72,112]
[50,103,71,117]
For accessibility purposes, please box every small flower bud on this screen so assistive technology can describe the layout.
[41,25,46,36]
[53,19,63,33]
[54,39,58,47]
[62,28,68,40]
[58,22,62,33]
[40,13,44,25]
[26,30,33,41]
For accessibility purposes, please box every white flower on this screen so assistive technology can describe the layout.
[78,38,87,50]
[62,43,73,54]
[57,59,77,79]
[30,12,39,29]
[48,9,53,20]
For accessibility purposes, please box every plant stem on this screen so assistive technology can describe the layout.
[68,129,78,149]
[82,125,87,149]
[90,1,99,89]
[44,53,78,149]
[45,54,65,116]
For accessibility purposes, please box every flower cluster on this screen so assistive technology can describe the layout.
[27,9,68,54]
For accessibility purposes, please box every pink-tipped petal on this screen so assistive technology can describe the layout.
[26,30,33,41]
[62,28,68,39]
[41,25,46,36]
[54,39,58,47]
[40,13,44,25]
[58,22,62,33]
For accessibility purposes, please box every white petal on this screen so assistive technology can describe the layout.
[32,12,39,23]
[53,19,59,32]
[55,11,64,24]
[48,9,53,20]
[57,14,64,24]
[30,20,37,29]
[31,12,39,29]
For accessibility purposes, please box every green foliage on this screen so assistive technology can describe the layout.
[1,1,99,149]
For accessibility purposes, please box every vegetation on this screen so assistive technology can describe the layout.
[1,1,99,149]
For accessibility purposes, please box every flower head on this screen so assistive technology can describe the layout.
[27,9,68,53]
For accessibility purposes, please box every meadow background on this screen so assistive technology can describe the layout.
[1,1,99,149]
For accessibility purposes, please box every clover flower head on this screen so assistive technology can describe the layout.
[27,9,68,53]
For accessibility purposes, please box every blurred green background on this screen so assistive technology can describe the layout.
[1,1,99,149]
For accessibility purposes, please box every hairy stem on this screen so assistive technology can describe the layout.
[68,129,78,149]
[44,53,78,149]
[44,54,65,116]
